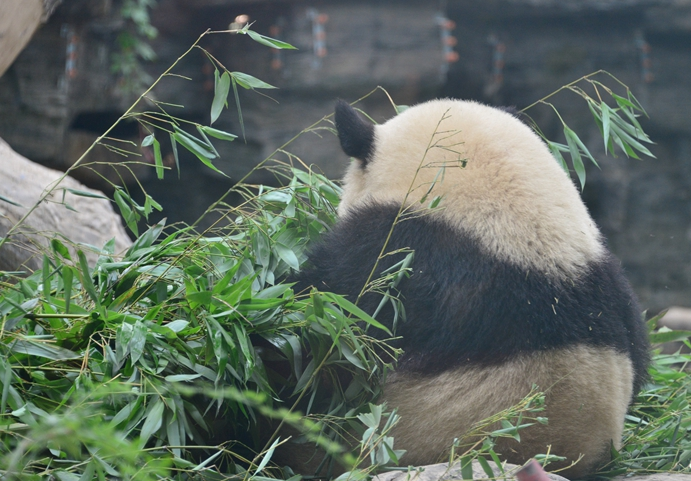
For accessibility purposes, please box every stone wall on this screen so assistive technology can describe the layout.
[440,0,691,310]
[1,0,690,310]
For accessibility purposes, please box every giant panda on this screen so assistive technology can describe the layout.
[291,99,650,478]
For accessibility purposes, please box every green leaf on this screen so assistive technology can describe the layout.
[114,189,139,236]
[649,328,691,344]
[42,256,52,303]
[65,188,109,200]
[246,29,297,50]
[173,127,216,159]
[166,319,189,332]
[602,103,612,154]
[275,243,299,270]
[78,250,100,306]
[153,137,164,179]
[211,70,230,125]
[232,71,276,90]
[169,132,180,178]
[610,122,655,159]
[198,125,238,142]
[51,238,72,260]
[128,218,166,257]
[62,266,74,313]
[165,373,202,382]
[195,125,220,157]
[0,194,23,207]
[173,127,228,177]
[477,456,495,479]
[612,92,639,111]
[231,77,245,141]
[548,141,568,172]
[1,357,13,415]
[166,413,182,457]
[142,133,154,147]
[254,438,280,475]
[129,320,148,364]
[564,126,586,189]
[9,339,80,360]
[460,455,473,481]
[322,292,391,335]
[139,399,164,448]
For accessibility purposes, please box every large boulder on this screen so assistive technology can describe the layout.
[375,460,568,481]
[0,0,62,77]
[0,137,131,272]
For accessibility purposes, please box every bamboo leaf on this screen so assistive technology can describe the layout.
[165,373,202,382]
[211,70,230,125]
[0,194,23,207]
[199,125,238,142]
[275,243,299,270]
[130,320,148,364]
[65,188,109,200]
[246,30,297,50]
[548,141,568,172]
[564,126,586,189]
[77,250,100,306]
[42,256,52,304]
[62,266,74,314]
[114,189,139,236]
[649,328,691,344]
[322,292,391,334]
[9,339,80,360]
[254,437,280,475]
[169,132,180,178]
[153,137,164,179]
[231,77,245,140]
[51,238,72,260]
[142,134,155,147]
[477,456,495,479]
[232,71,276,90]
[602,103,612,154]
[460,455,473,480]
[196,125,220,157]
[139,399,164,448]
[1,360,13,415]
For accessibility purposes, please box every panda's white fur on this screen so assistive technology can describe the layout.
[384,347,633,477]
[339,100,604,278]
[292,99,649,478]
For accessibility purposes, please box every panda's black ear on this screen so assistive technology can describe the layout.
[335,99,375,165]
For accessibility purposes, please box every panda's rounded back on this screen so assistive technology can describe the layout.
[339,99,604,278]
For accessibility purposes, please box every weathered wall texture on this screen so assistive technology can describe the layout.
[0,0,690,310]
[0,0,44,77]
[441,0,691,310]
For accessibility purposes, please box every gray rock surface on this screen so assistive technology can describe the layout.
[374,461,569,481]
[0,137,132,272]
[0,0,43,77]
[1,0,691,309]
[617,475,691,481]
[375,462,691,481]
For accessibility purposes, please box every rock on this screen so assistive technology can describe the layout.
[0,137,131,272]
[615,475,691,481]
[1,0,691,310]
[375,461,691,481]
[374,461,569,481]
[658,306,691,331]
[0,0,43,77]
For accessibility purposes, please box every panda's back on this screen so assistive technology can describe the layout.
[301,200,648,392]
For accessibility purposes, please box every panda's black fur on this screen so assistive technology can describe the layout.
[299,202,648,389]
[291,99,650,478]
